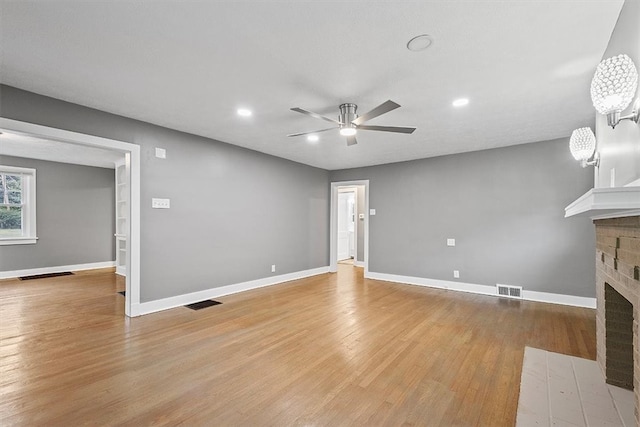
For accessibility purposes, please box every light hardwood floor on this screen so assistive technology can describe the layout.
[0,265,595,426]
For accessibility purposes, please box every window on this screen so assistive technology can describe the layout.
[0,166,37,245]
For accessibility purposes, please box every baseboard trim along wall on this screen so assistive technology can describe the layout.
[366,272,596,309]
[0,261,116,279]
[132,266,330,316]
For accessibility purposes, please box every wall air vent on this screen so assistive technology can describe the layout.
[496,284,523,299]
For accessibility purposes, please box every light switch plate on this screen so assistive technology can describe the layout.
[152,198,170,209]
[155,147,166,159]
[447,238,455,246]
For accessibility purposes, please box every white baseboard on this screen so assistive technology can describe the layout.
[132,266,330,316]
[353,261,365,268]
[366,271,596,309]
[0,261,116,279]
[522,290,596,309]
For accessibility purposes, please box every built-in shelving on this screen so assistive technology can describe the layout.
[115,160,127,276]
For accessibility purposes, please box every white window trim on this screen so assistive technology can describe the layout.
[0,165,37,245]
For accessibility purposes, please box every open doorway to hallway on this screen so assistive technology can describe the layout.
[337,188,356,263]
[330,180,369,274]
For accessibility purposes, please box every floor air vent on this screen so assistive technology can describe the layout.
[19,272,74,280]
[496,284,522,299]
[185,300,222,310]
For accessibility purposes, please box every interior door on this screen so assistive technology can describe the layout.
[337,191,352,261]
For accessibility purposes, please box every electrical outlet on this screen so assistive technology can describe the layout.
[447,238,455,247]
[152,198,170,209]
[453,270,460,278]
[369,209,376,215]
[271,265,276,273]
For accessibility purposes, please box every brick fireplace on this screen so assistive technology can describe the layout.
[594,216,639,425]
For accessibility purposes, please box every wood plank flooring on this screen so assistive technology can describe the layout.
[0,265,596,426]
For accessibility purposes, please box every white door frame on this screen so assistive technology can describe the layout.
[330,180,369,274]
[0,118,141,317]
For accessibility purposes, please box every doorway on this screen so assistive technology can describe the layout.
[337,188,356,262]
[0,118,141,317]
[330,180,369,274]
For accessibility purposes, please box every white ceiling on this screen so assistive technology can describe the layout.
[0,132,123,169]
[0,0,624,170]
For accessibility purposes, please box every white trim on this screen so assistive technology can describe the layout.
[0,165,37,174]
[0,237,38,245]
[0,118,141,318]
[0,261,116,279]
[330,180,369,274]
[522,289,596,308]
[133,266,330,316]
[366,271,596,309]
[353,260,365,268]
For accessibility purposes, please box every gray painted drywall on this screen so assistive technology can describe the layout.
[0,85,329,302]
[0,155,115,271]
[356,185,364,263]
[595,0,640,187]
[331,138,596,298]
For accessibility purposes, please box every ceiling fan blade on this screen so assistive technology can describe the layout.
[287,127,336,137]
[357,125,416,134]
[346,135,358,146]
[351,100,401,125]
[291,107,342,125]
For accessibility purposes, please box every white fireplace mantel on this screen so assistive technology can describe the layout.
[565,187,640,219]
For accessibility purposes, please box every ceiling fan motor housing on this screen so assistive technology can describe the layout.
[339,103,358,129]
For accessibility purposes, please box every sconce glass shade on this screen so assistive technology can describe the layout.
[590,54,638,115]
[569,127,596,162]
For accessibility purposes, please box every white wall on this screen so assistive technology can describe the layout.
[595,0,640,188]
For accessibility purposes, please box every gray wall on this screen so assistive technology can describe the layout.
[595,0,640,188]
[331,138,597,298]
[0,85,330,302]
[0,155,115,271]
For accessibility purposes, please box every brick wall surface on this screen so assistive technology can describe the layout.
[594,216,639,425]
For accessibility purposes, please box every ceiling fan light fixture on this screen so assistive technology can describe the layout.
[340,127,357,137]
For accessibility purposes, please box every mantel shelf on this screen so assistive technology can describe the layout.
[565,187,640,220]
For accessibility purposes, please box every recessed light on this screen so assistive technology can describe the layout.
[237,108,252,117]
[340,128,357,136]
[452,98,469,107]
[307,135,319,142]
[407,34,433,52]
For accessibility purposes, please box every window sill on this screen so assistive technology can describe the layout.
[0,237,38,246]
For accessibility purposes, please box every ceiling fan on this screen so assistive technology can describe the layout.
[287,100,416,146]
